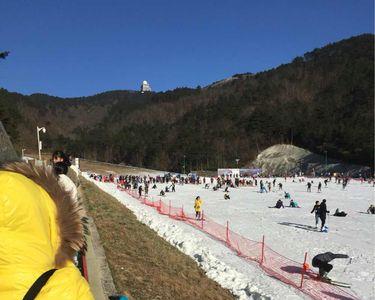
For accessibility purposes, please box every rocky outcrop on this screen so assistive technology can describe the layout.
[250,144,371,177]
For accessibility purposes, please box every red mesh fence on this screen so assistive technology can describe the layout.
[112,182,358,300]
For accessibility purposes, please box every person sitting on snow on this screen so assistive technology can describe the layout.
[289,199,300,208]
[224,193,230,200]
[284,192,291,199]
[159,190,165,196]
[273,199,284,209]
[333,208,347,217]
[367,204,375,214]
[312,252,349,280]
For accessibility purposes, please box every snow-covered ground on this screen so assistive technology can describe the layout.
[85,174,374,299]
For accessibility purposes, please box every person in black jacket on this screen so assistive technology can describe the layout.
[318,199,330,231]
[312,252,349,279]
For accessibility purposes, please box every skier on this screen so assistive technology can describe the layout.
[194,196,203,220]
[312,252,349,280]
[318,199,330,231]
[318,182,322,193]
[307,182,312,192]
[311,201,320,228]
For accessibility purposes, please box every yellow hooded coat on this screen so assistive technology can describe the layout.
[0,162,94,299]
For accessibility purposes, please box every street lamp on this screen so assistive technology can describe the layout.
[37,126,46,160]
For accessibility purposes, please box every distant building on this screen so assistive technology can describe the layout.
[140,80,151,93]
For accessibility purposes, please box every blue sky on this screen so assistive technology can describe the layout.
[0,0,373,97]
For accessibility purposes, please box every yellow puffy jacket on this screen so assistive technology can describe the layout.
[194,198,202,212]
[0,162,94,300]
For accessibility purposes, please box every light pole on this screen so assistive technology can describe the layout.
[37,126,46,160]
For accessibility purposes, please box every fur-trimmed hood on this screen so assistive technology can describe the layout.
[1,161,87,268]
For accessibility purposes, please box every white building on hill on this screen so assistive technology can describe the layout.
[140,80,151,93]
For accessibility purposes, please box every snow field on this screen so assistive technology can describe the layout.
[85,174,374,299]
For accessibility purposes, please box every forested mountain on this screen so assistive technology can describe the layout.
[1,34,373,172]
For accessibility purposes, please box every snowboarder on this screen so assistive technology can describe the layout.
[194,196,203,220]
[138,185,143,197]
[318,199,330,231]
[318,182,322,192]
[311,201,320,228]
[278,182,283,190]
[312,252,349,280]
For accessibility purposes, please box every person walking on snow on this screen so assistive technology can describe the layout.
[311,201,320,228]
[312,252,349,280]
[318,199,330,231]
[194,196,203,220]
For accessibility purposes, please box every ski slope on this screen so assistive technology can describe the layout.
[85,174,374,299]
